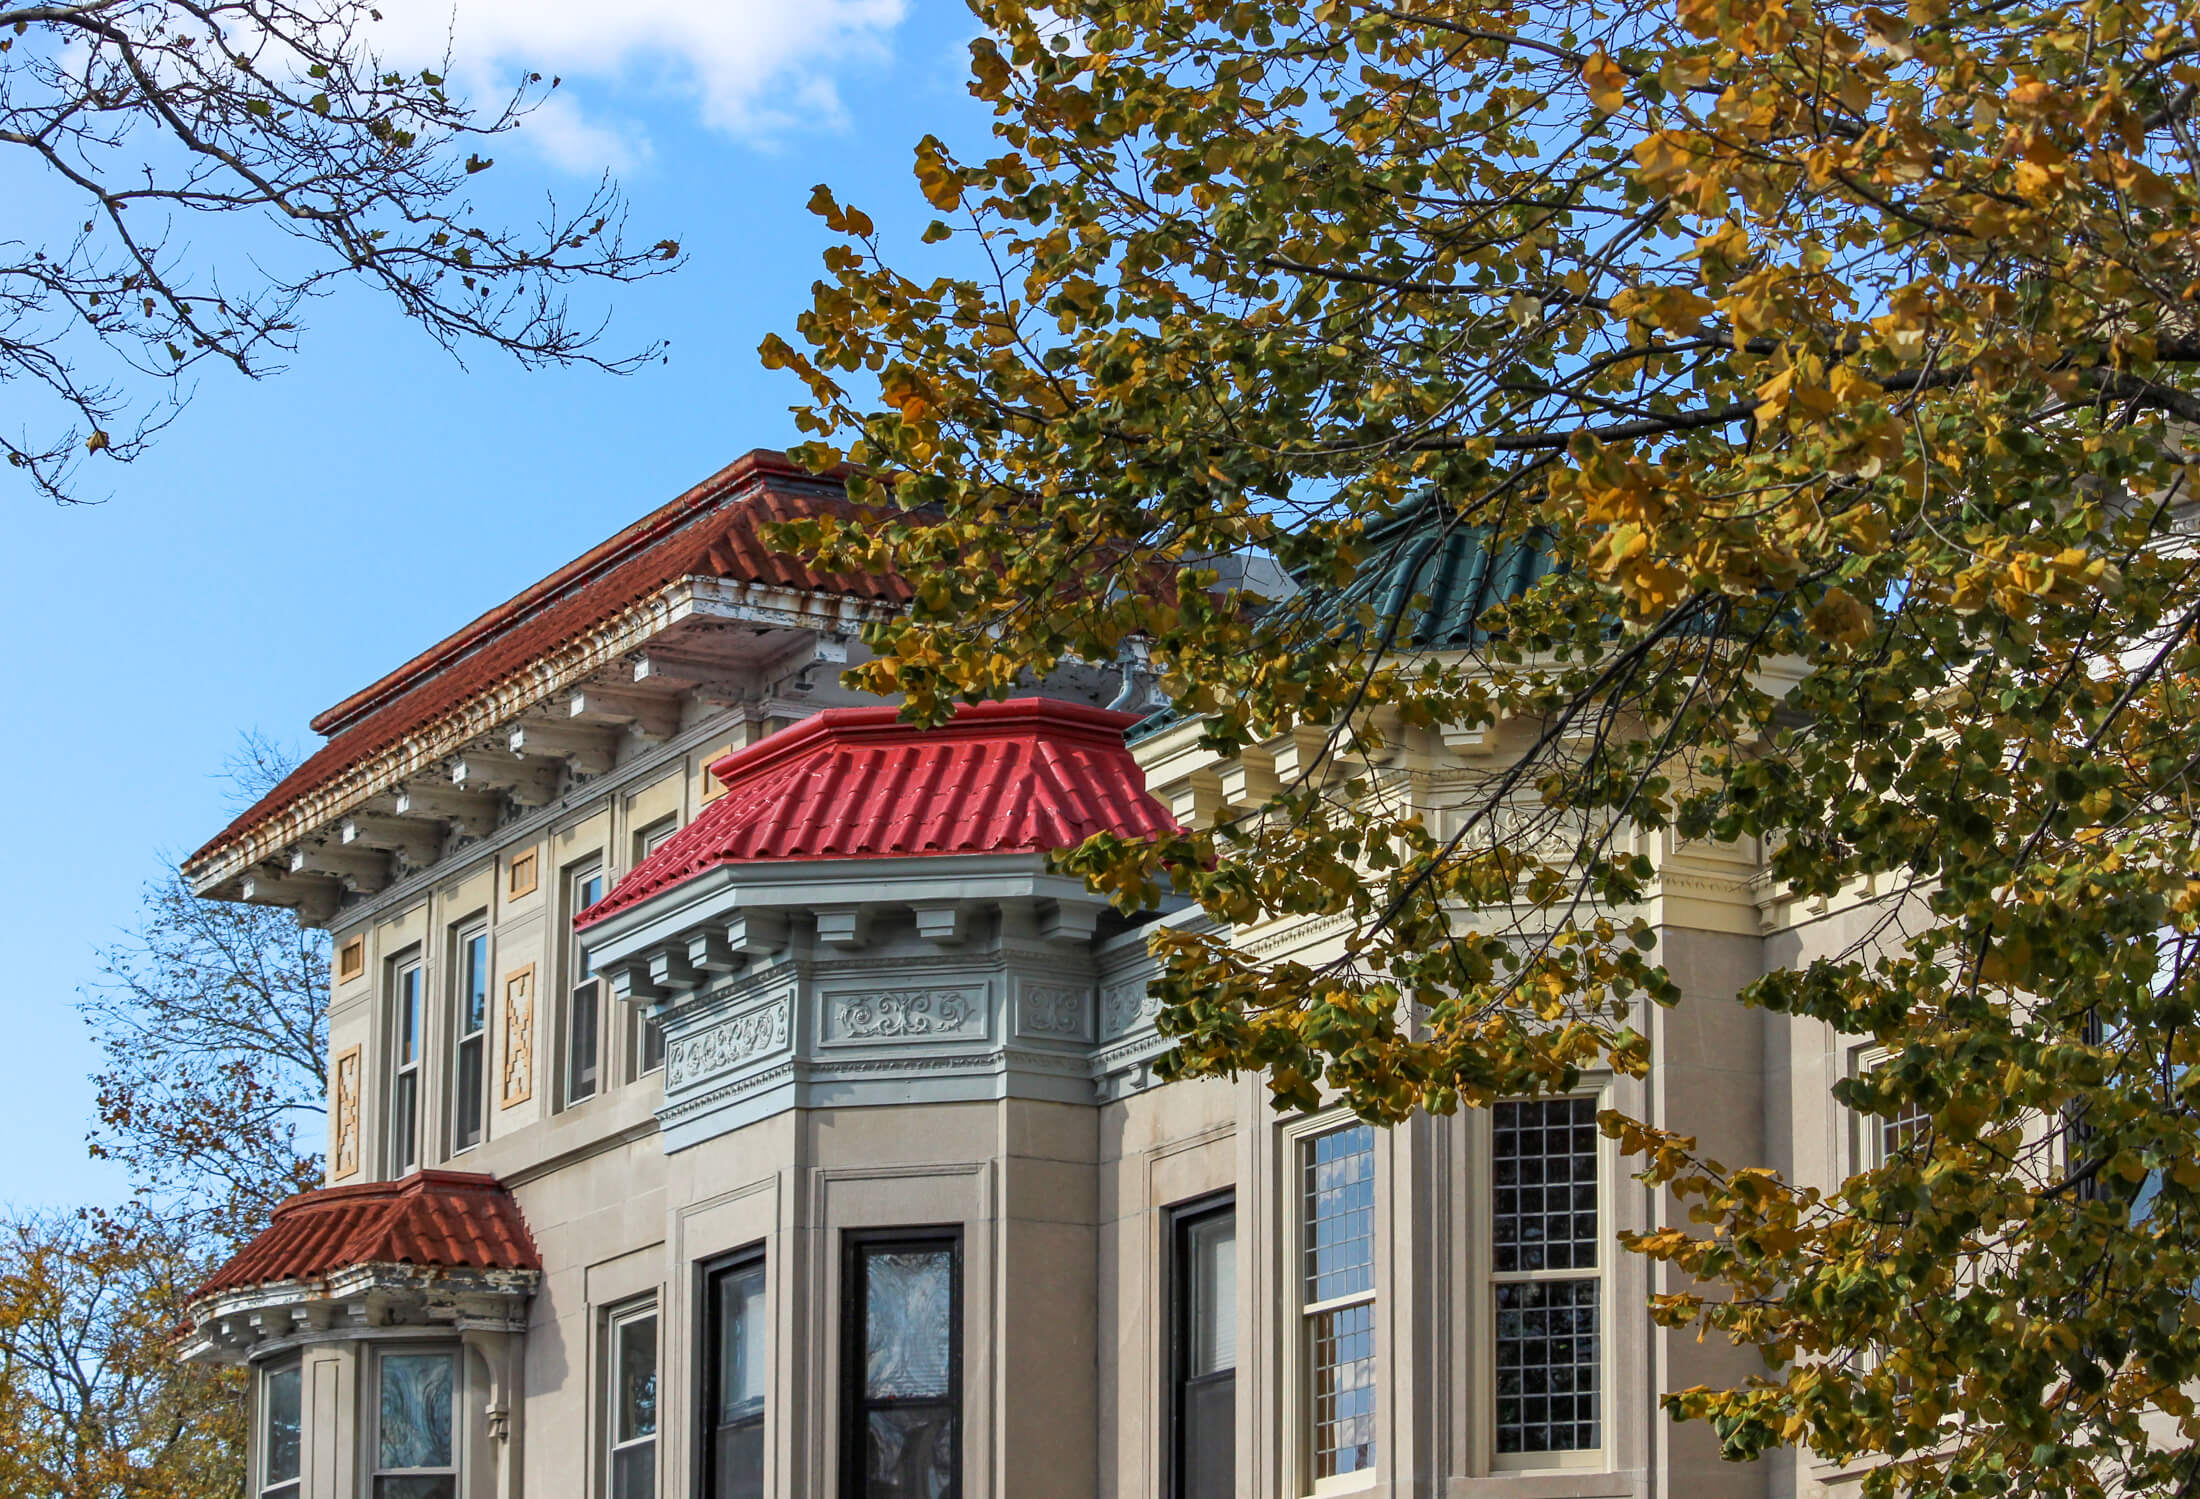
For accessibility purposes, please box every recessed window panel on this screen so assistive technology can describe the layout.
[374,1350,456,1499]
[843,1233,960,1499]
[261,1362,301,1499]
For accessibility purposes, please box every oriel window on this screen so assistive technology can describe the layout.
[703,1253,768,1499]
[1169,1197,1236,1499]
[1301,1123,1377,1485]
[1491,1096,1602,1457]
[452,928,489,1152]
[566,865,605,1105]
[390,958,424,1175]
[842,1231,961,1499]
[608,1305,659,1499]
[260,1360,302,1499]
[374,1349,457,1498]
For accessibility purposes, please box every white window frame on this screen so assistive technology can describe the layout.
[564,861,606,1108]
[606,1300,659,1499]
[371,1345,461,1498]
[389,954,425,1175]
[1283,1113,1380,1498]
[1853,1044,1930,1171]
[258,1357,302,1499]
[1477,1092,1610,1473]
[451,923,490,1154]
[625,820,678,1081]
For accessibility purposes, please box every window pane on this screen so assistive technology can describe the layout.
[373,1480,456,1499]
[1310,1301,1376,1478]
[264,1364,302,1485]
[1495,1280,1600,1452]
[1304,1124,1375,1303]
[617,1315,658,1444]
[1187,1213,1236,1376]
[378,1352,454,1469]
[710,1263,767,1499]
[464,935,488,1035]
[570,978,601,1099]
[864,1250,952,1401]
[1181,1373,1235,1499]
[455,1038,484,1150]
[399,969,422,1064]
[1493,1097,1599,1273]
[611,1442,656,1499]
[393,1071,418,1173]
[864,1404,957,1499]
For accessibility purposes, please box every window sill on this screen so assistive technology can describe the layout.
[1445,1471,1631,1499]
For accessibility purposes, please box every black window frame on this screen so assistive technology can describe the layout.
[1166,1191,1236,1499]
[696,1245,768,1499]
[839,1227,964,1499]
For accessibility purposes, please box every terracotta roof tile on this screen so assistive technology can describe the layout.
[196,1170,541,1301]
[188,450,908,874]
[577,698,1178,926]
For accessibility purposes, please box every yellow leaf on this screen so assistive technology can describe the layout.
[1583,51,1628,114]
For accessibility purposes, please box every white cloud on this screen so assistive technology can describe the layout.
[363,0,910,167]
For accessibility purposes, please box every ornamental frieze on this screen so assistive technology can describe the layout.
[666,997,792,1089]
[827,986,986,1043]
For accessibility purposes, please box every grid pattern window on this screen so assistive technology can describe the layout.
[1878,1095,1931,1165]
[261,1361,301,1499]
[565,866,606,1106]
[703,1254,768,1499]
[608,1305,658,1499]
[1170,1198,1236,1499]
[390,959,424,1175]
[452,929,489,1152]
[1491,1097,1602,1457]
[1301,1123,1376,1486]
[842,1231,961,1499]
[374,1349,457,1498]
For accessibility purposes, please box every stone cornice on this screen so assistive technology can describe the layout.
[186,577,897,896]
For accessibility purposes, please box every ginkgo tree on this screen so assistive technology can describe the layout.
[762,0,2200,1493]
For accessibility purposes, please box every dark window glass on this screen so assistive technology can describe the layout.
[842,1232,960,1499]
[262,1362,301,1499]
[1492,1097,1602,1453]
[454,932,488,1151]
[1169,1199,1235,1499]
[703,1256,767,1499]
[1494,1281,1600,1452]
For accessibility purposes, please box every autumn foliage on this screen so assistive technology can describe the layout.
[767,0,2200,1493]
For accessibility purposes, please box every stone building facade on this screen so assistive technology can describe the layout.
[180,450,1872,1499]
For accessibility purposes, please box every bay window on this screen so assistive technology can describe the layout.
[375,1348,458,1498]
[260,1360,301,1499]
[702,1252,768,1499]
[1301,1123,1377,1488]
[1491,1096,1602,1459]
[842,1230,961,1499]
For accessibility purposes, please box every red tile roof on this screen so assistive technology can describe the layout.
[187,450,908,874]
[577,698,1178,927]
[196,1171,541,1302]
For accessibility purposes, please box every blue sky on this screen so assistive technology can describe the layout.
[0,0,997,1210]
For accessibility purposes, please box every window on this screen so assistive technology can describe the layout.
[625,820,678,1079]
[390,958,424,1174]
[1491,1097,1601,1458]
[374,1349,458,1498]
[566,865,606,1105]
[452,928,489,1152]
[842,1231,960,1499]
[636,815,679,864]
[702,1253,768,1499]
[1301,1123,1376,1487]
[1169,1197,1236,1499]
[608,1305,659,1499]
[261,1360,302,1499]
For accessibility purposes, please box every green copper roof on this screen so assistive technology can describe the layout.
[1296,513,1555,651]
